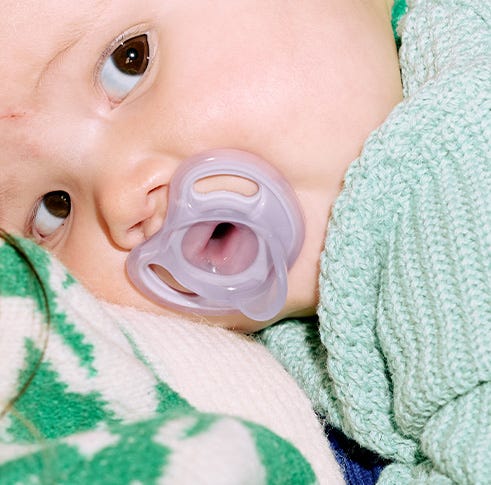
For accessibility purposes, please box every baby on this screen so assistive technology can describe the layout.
[1,0,489,483]
[0,0,402,331]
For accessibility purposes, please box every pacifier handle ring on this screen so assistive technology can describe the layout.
[126,149,305,321]
[128,238,289,321]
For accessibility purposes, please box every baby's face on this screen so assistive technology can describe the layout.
[0,0,401,331]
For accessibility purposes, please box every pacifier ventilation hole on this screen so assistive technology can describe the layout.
[193,175,259,196]
[181,221,259,275]
[149,264,195,295]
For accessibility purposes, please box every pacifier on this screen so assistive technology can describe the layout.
[126,149,305,321]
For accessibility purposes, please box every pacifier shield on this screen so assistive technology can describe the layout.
[126,149,305,321]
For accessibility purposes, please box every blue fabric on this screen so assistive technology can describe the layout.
[325,425,389,485]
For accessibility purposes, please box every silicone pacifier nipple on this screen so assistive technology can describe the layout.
[182,221,259,275]
[126,149,305,321]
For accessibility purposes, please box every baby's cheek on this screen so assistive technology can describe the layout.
[57,233,122,292]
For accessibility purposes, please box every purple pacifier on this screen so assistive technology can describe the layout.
[126,149,304,321]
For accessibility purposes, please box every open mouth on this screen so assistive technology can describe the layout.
[181,221,259,275]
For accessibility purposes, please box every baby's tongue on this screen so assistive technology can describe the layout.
[181,222,258,275]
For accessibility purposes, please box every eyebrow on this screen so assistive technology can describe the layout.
[36,33,85,89]
[36,0,110,89]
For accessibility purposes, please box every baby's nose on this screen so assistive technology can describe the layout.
[96,159,173,250]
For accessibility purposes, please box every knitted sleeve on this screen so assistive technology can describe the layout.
[324,1,491,482]
[373,64,491,482]
[377,3,491,482]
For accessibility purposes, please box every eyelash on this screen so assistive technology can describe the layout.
[25,196,47,241]
[95,25,153,102]
[26,193,71,244]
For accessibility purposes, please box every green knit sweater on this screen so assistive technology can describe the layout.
[260,1,491,483]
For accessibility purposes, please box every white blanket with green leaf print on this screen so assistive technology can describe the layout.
[0,236,342,485]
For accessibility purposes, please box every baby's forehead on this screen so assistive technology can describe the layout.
[0,0,108,132]
[0,109,45,165]
[0,110,29,123]
[1,0,108,74]
[2,0,107,29]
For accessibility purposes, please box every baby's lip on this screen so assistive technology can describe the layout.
[181,221,259,275]
[150,264,194,294]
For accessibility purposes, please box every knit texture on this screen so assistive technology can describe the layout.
[260,0,491,483]
[0,237,323,484]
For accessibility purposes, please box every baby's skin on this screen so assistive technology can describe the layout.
[0,0,401,331]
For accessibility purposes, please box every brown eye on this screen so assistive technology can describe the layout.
[111,34,149,76]
[33,191,71,238]
[100,34,151,100]
[43,191,71,218]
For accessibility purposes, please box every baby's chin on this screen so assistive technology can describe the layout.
[147,301,316,333]
[82,269,318,334]
[96,275,317,332]
[101,289,271,333]
[157,304,279,333]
